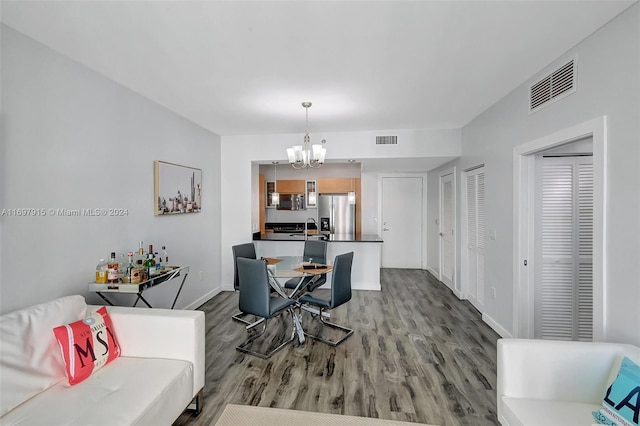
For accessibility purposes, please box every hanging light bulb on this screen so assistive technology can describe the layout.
[272,161,279,205]
[347,160,356,205]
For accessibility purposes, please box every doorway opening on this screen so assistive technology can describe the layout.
[461,165,485,310]
[439,169,456,293]
[381,176,424,269]
[513,116,607,341]
[534,140,593,341]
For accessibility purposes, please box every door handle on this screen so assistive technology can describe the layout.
[439,232,444,236]
[383,228,389,231]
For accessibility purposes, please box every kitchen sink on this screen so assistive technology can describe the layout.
[288,234,328,240]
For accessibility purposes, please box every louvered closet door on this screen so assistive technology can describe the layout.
[535,156,593,341]
[465,168,485,310]
[440,173,455,290]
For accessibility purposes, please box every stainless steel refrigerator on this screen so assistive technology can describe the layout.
[318,194,355,235]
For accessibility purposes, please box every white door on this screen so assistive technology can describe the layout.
[439,172,455,290]
[463,168,485,309]
[535,155,593,341]
[381,177,423,268]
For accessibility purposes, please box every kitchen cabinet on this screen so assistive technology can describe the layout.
[266,181,276,208]
[276,179,305,194]
[306,180,317,207]
[266,179,305,208]
[318,178,358,193]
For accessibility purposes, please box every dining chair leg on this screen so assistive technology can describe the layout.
[303,308,353,347]
[232,311,255,325]
[236,314,296,359]
[245,316,265,331]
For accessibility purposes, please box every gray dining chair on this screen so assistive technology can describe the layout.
[284,240,328,293]
[236,257,297,359]
[298,251,354,346]
[231,243,258,325]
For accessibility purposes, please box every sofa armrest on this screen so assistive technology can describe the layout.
[497,338,632,405]
[88,305,204,399]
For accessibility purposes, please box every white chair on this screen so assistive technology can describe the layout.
[497,338,640,425]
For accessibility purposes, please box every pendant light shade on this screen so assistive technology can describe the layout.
[272,161,279,205]
[347,191,356,204]
[348,160,356,204]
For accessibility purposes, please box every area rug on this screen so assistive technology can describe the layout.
[214,404,437,425]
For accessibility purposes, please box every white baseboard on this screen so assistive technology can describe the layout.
[451,287,463,299]
[352,282,381,291]
[183,287,221,310]
[426,267,439,278]
[482,313,512,338]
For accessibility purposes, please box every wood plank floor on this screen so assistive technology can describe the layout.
[174,269,500,426]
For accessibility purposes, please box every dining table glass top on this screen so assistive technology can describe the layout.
[262,256,331,279]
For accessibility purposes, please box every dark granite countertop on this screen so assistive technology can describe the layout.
[253,233,383,243]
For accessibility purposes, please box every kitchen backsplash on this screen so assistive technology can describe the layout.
[265,207,318,223]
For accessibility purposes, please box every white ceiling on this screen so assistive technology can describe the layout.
[2,0,635,140]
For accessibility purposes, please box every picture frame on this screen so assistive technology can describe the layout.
[154,161,202,216]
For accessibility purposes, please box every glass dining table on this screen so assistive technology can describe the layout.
[261,256,333,343]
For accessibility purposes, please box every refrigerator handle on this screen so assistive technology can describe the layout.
[330,199,334,234]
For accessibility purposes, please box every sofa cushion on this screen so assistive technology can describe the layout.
[501,397,600,426]
[0,356,194,426]
[53,306,121,385]
[593,356,640,426]
[0,295,87,416]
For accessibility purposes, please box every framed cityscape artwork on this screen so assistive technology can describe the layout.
[154,161,202,216]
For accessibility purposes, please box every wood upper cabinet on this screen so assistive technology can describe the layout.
[266,181,276,208]
[318,178,356,193]
[276,179,305,194]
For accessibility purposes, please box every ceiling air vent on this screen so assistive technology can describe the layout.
[376,136,397,145]
[530,58,576,113]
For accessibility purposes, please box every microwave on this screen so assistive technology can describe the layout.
[277,194,306,211]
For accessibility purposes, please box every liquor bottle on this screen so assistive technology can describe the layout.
[107,252,119,283]
[118,253,127,280]
[138,241,144,256]
[148,244,153,256]
[154,252,162,274]
[95,259,108,283]
[122,251,135,283]
[161,246,169,265]
[144,253,157,277]
[133,249,145,268]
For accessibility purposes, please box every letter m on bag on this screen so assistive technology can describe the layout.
[74,337,97,368]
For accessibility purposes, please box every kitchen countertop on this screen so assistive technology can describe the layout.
[253,233,383,243]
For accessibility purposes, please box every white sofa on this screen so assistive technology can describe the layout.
[0,295,205,425]
[497,338,640,426]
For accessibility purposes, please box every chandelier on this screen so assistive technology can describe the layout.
[286,102,326,169]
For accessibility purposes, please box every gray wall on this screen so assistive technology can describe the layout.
[0,25,222,313]
[428,4,640,345]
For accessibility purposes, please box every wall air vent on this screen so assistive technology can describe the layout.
[376,136,398,145]
[529,58,576,113]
